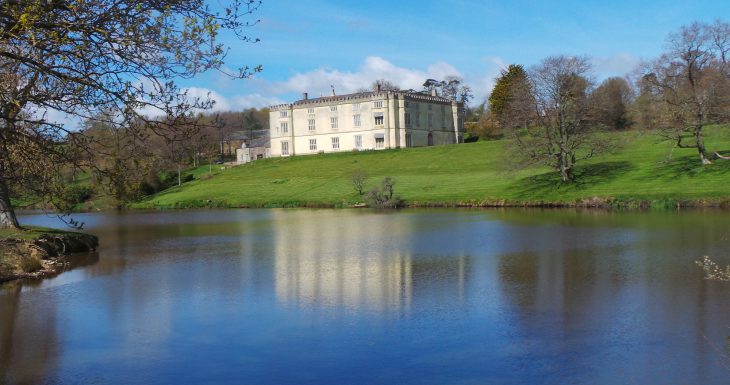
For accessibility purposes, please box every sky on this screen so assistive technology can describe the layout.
[49,0,730,125]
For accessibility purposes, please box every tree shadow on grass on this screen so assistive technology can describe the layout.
[651,152,730,179]
[511,161,634,198]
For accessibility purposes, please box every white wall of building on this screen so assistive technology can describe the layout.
[270,91,463,157]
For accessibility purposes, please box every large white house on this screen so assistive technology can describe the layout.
[269,89,464,157]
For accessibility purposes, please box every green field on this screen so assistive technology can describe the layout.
[135,126,730,209]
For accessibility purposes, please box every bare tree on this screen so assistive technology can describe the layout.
[505,56,612,182]
[0,0,261,228]
[642,20,730,165]
[350,169,368,196]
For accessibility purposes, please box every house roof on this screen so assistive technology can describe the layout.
[270,90,460,110]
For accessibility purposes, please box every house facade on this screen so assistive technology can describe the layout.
[236,137,270,164]
[269,90,464,157]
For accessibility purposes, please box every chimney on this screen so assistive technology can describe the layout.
[430,88,437,97]
[331,85,336,96]
[376,83,381,92]
[303,92,308,100]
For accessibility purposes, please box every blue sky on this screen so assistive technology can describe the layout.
[181,0,729,110]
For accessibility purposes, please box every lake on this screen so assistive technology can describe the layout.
[2,209,730,384]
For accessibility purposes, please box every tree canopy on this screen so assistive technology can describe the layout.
[0,0,261,228]
[488,64,528,127]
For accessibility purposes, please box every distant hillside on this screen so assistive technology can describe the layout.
[135,126,730,209]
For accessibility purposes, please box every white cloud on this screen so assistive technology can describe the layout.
[592,53,640,78]
[277,56,464,96]
[136,87,284,117]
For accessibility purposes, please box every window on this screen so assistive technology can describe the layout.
[415,103,420,110]
[280,122,288,133]
[428,113,433,128]
[405,112,411,126]
[374,112,384,126]
[330,105,338,112]
[331,137,340,149]
[373,100,384,109]
[307,108,315,114]
[308,119,316,131]
[309,139,317,151]
[354,135,362,149]
[375,137,385,149]
[415,112,420,127]
[404,101,410,108]
[280,111,288,118]
[352,103,360,112]
[281,141,289,155]
[353,114,361,127]
[428,103,432,111]
[330,117,338,129]
[406,133,412,147]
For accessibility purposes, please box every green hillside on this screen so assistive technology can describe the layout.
[135,126,730,209]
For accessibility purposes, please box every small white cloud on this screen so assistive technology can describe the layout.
[592,53,640,77]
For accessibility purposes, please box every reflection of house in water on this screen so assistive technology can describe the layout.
[271,211,470,313]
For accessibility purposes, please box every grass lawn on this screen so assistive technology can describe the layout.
[134,126,730,209]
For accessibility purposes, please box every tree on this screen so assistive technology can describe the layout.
[350,169,368,196]
[642,20,730,165]
[81,113,151,209]
[423,77,473,104]
[0,0,261,228]
[488,64,529,127]
[373,79,400,91]
[355,79,400,93]
[505,56,612,182]
[590,77,633,130]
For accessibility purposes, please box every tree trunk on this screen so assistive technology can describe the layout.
[559,166,571,182]
[558,152,572,182]
[177,164,181,186]
[695,125,712,165]
[0,175,20,229]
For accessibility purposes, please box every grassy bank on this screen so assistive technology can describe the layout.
[0,227,98,283]
[134,126,730,209]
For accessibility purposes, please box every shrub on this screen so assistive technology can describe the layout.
[19,255,43,273]
[65,185,93,204]
[365,177,404,208]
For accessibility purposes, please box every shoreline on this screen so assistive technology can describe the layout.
[131,196,730,211]
[0,228,99,284]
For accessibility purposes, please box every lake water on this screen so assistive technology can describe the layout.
[2,209,730,384]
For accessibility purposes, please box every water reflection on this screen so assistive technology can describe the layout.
[271,210,469,313]
[0,284,59,385]
[1,209,729,384]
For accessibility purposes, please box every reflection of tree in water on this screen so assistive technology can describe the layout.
[0,284,60,385]
[498,252,539,308]
[410,255,470,307]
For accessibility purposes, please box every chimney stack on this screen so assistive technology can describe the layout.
[431,88,437,97]
[376,83,381,92]
[331,85,336,96]
[303,92,308,100]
